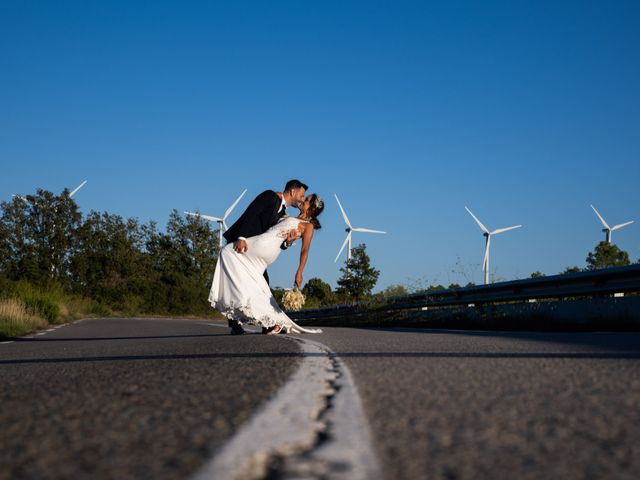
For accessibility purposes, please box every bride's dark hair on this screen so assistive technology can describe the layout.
[307,194,324,229]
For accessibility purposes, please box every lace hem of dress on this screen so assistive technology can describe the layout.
[209,299,281,328]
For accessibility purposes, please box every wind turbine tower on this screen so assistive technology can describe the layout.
[334,194,386,265]
[465,206,522,285]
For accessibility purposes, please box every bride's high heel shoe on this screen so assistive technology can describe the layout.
[267,324,283,335]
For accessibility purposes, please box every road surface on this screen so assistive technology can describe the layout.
[1,317,639,479]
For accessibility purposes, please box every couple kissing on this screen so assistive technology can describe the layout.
[208,179,324,335]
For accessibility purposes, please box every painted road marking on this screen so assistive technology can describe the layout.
[194,325,380,480]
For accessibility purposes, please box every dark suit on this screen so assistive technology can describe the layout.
[223,190,287,285]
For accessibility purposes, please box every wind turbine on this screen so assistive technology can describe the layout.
[12,180,87,203]
[590,205,633,244]
[334,194,386,265]
[465,206,522,285]
[184,189,247,247]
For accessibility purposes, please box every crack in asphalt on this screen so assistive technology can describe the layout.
[191,335,380,480]
[263,352,347,479]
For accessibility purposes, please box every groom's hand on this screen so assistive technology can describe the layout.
[234,239,247,253]
[284,230,299,247]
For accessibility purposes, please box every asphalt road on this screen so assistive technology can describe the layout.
[0,318,302,480]
[316,328,640,480]
[2,318,640,480]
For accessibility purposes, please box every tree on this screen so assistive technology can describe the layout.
[0,221,8,276]
[586,241,630,270]
[380,284,408,297]
[49,188,83,282]
[1,191,223,316]
[302,277,335,306]
[70,211,149,306]
[530,271,545,278]
[271,287,286,307]
[0,190,81,285]
[335,244,380,302]
[0,198,21,277]
[144,210,218,314]
[561,266,582,274]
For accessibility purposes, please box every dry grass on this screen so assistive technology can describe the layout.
[0,298,48,338]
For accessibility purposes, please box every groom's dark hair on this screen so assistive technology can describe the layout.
[284,179,308,193]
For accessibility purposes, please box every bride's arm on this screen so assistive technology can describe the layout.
[294,224,315,287]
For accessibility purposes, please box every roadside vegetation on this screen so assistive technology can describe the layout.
[1,188,637,336]
[0,189,220,338]
[296,241,638,310]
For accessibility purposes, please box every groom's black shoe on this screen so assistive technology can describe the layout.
[229,320,245,335]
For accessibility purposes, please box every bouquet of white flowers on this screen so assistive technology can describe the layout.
[282,286,305,311]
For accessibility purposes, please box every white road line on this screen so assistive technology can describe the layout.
[193,327,380,480]
[297,337,381,479]
[1,341,14,345]
[35,332,47,336]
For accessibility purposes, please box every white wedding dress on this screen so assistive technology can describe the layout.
[208,217,322,334]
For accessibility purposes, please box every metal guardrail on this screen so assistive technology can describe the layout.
[289,264,640,321]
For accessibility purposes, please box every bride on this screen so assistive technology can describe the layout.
[208,194,325,334]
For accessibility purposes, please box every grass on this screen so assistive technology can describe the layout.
[0,298,49,338]
[0,278,223,339]
[0,280,116,339]
[0,288,221,339]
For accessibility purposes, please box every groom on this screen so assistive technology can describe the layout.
[223,179,308,335]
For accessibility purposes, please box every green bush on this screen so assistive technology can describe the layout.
[12,283,61,323]
[120,295,144,317]
[90,301,112,317]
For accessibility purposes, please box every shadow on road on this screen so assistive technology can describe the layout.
[10,333,230,342]
[2,350,639,366]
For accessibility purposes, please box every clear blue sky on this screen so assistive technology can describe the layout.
[1,1,639,290]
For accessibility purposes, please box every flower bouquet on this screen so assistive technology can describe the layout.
[282,286,305,311]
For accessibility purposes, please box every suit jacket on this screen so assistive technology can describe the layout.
[223,190,285,244]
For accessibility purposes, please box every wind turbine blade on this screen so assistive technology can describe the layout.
[69,180,87,198]
[352,228,386,234]
[590,205,610,230]
[465,206,490,234]
[611,220,634,231]
[222,221,228,231]
[334,194,352,228]
[492,225,522,235]
[223,189,247,220]
[334,234,351,263]
[184,212,224,222]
